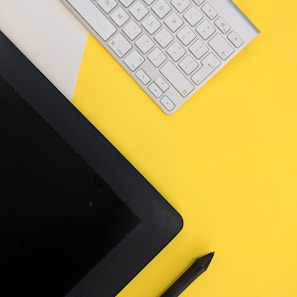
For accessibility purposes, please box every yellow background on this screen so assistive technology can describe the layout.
[72,1,297,296]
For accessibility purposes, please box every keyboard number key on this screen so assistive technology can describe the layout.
[227,31,244,48]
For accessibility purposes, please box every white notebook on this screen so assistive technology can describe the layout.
[61,0,259,114]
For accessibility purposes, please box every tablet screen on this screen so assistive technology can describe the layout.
[0,77,141,297]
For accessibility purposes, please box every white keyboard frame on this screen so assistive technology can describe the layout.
[61,0,259,115]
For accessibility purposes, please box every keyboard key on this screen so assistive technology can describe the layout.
[189,39,209,59]
[152,0,171,18]
[136,69,151,84]
[228,31,244,48]
[167,42,186,61]
[136,34,155,54]
[130,1,149,21]
[142,15,161,34]
[184,7,203,26]
[124,49,145,71]
[196,19,216,40]
[215,17,231,34]
[155,77,169,92]
[160,61,194,97]
[171,0,191,13]
[209,34,234,60]
[148,48,167,67]
[165,12,184,32]
[160,96,175,112]
[154,28,174,48]
[123,20,142,40]
[108,33,132,57]
[191,53,220,85]
[111,7,130,26]
[201,2,218,20]
[179,55,199,75]
[149,82,163,98]
[177,26,196,46]
[97,0,117,13]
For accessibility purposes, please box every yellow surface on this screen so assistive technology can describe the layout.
[72,1,297,296]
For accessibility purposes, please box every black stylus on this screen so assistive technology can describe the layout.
[160,252,214,297]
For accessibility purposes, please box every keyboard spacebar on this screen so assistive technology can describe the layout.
[160,62,194,97]
[67,0,116,41]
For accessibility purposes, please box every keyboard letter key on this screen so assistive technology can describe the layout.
[97,0,117,13]
[152,0,171,18]
[130,1,149,21]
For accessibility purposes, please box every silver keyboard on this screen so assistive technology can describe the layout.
[61,0,259,114]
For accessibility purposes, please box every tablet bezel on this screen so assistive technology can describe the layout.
[0,31,183,297]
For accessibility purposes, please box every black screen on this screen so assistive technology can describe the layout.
[0,77,141,297]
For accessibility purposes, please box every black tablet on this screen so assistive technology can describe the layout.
[0,31,183,297]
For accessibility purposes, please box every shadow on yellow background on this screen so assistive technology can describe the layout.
[72,1,297,296]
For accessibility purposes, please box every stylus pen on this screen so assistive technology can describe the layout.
[160,252,214,297]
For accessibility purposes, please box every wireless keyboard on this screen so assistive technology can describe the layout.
[61,0,259,114]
